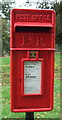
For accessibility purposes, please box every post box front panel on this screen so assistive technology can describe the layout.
[10,9,56,112]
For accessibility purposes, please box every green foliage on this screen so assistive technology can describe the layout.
[2,1,15,56]
[0,16,2,57]
[0,56,10,65]
[0,3,1,8]
[24,0,53,9]
[2,19,10,56]
[2,1,15,20]
[59,1,62,46]
[37,1,53,9]
[60,1,62,14]
[53,2,60,15]
[52,1,62,48]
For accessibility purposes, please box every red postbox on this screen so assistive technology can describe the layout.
[10,9,56,112]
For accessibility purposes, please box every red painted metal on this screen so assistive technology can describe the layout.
[10,9,56,112]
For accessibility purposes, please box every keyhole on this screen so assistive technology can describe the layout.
[30,51,36,58]
[20,78,21,82]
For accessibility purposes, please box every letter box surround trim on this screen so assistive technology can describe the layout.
[21,58,44,96]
